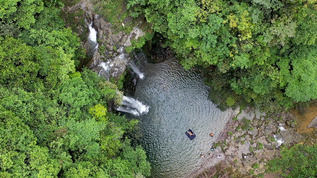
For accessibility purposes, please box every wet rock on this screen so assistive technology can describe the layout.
[277,123,286,131]
[272,134,284,148]
[279,130,304,146]
[242,153,248,160]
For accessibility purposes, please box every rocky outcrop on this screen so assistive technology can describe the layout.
[63,0,150,80]
[195,109,307,177]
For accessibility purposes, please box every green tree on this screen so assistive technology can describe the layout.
[120,145,151,177]
[59,75,94,110]
[0,1,151,177]
[0,109,60,177]
[0,0,44,29]
[267,144,317,177]
[61,118,105,158]
[284,46,317,102]
[0,37,40,90]
[127,0,317,111]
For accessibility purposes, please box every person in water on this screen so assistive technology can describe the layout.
[187,130,195,136]
[210,133,214,137]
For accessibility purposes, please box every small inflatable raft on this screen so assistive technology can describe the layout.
[185,129,196,140]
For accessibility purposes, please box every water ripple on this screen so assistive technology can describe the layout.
[134,59,232,178]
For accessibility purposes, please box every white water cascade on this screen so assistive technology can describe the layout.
[273,134,284,148]
[116,96,149,116]
[278,124,286,131]
[98,61,113,76]
[128,61,145,79]
[87,23,99,60]
[88,23,98,48]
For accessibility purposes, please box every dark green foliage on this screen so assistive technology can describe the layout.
[81,68,123,105]
[0,108,60,177]
[0,37,40,90]
[31,6,65,31]
[105,145,151,177]
[267,144,317,177]
[0,0,151,177]
[127,0,317,112]
[0,0,44,30]
[104,145,151,177]
[35,45,75,90]
[59,75,94,114]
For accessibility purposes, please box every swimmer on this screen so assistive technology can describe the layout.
[187,130,195,136]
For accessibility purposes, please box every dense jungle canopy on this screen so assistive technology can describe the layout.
[1,0,317,177]
[0,0,150,177]
[127,0,317,112]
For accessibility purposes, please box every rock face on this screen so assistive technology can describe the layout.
[64,0,149,80]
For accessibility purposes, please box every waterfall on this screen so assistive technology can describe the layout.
[273,134,284,148]
[87,23,98,59]
[116,96,149,116]
[128,61,145,79]
[278,124,286,131]
[99,61,112,71]
[88,23,97,44]
[95,47,129,79]
[116,106,140,116]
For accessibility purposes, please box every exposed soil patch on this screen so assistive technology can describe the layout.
[291,105,317,133]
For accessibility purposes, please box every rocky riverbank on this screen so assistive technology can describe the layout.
[191,107,317,178]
